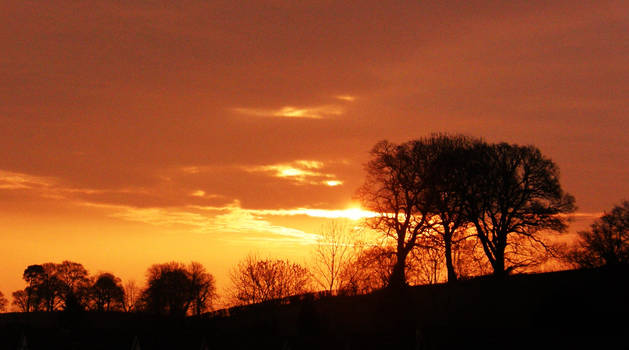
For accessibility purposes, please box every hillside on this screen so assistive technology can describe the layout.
[1,266,627,349]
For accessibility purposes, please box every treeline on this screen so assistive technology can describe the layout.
[0,261,215,317]
[1,135,627,314]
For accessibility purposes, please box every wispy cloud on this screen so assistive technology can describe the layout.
[246,160,343,187]
[0,170,53,190]
[192,202,377,221]
[232,104,343,119]
[335,95,356,102]
[108,201,320,244]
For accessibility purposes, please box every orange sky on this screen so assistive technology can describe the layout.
[1,1,628,302]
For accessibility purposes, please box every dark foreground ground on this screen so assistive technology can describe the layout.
[1,266,627,350]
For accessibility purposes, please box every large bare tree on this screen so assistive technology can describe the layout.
[461,143,576,277]
[358,135,481,287]
[357,140,434,288]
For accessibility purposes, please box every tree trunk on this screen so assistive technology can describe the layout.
[492,243,506,278]
[389,249,409,289]
[444,231,458,283]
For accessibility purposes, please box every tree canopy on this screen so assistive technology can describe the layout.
[568,200,629,268]
[228,255,311,305]
[359,135,576,286]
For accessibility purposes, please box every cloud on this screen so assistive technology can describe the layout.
[246,160,344,187]
[335,95,356,102]
[232,104,344,119]
[108,201,320,244]
[0,170,54,190]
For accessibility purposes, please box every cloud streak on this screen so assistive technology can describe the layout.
[246,160,344,187]
[233,104,344,119]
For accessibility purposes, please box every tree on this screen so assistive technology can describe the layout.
[358,135,484,287]
[461,143,576,277]
[90,273,125,311]
[228,255,312,305]
[19,262,90,312]
[338,246,393,295]
[357,140,434,288]
[568,201,629,268]
[188,262,217,315]
[141,261,216,316]
[123,280,140,312]
[310,220,362,294]
[23,264,46,312]
[142,262,194,316]
[55,261,91,309]
[423,135,482,282]
[0,291,7,312]
[406,244,445,285]
[11,290,28,312]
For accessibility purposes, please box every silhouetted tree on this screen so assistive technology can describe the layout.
[357,140,434,288]
[406,244,445,285]
[338,246,392,295]
[20,262,91,312]
[460,143,576,277]
[0,291,7,312]
[567,200,629,268]
[90,273,125,311]
[310,220,363,294]
[39,263,68,311]
[423,135,482,282]
[142,262,194,316]
[11,290,28,312]
[228,255,312,305]
[188,262,217,315]
[358,135,485,287]
[23,264,46,312]
[123,280,140,312]
[56,261,91,309]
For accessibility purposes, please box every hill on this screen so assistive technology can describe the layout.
[1,266,627,349]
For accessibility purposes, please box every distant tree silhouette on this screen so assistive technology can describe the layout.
[567,200,629,268]
[123,280,140,312]
[90,273,125,311]
[310,220,363,294]
[228,254,311,305]
[141,261,214,316]
[406,244,445,285]
[0,290,7,312]
[21,262,91,312]
[23,264,46,312]
[39,263,68,311]
[142,262,193,316]
[460,143,576,277]
[55,261,91,309]
[11,290,28,312]
[188,262,217,315]
[338,246,392,295]
[339,244,448,294]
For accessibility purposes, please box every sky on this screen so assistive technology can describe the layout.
[1,0,628,301]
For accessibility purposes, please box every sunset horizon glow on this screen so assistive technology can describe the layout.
[1,0,627,307]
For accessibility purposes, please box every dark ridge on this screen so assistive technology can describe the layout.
[1,266,627,349]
